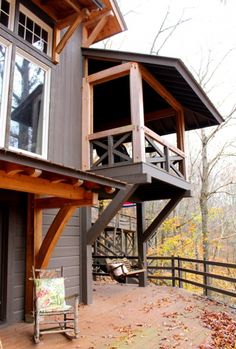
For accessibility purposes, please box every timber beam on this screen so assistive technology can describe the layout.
[142,191,187,243]
[0,169,91,200]
[34,193,98,209]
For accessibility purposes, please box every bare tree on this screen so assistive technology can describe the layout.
[188,50,236,260]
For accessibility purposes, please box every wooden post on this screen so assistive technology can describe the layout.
[82,76,93,170]
[136,203,148,287]
[171,255,176,287]
[129,63,146,163]
[80,207,93,305]
[203,259,209,297]
[176,109,186,177]
[177,256,183,288]
[164,146,170,173]
[25,194,42,322]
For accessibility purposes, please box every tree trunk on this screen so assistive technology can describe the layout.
[200,129,209,260]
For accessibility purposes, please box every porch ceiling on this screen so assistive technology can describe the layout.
[82,48,224,135]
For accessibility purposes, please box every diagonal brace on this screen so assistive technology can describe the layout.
[86,184,138,245]
[142,191,187,243]
[36,206,77,269]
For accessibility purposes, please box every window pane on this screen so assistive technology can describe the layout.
[0,43,6,118]
[19,12,25,25]
[10,54,46,155]
[0,0,10,28]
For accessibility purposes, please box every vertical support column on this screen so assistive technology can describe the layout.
[176,109,186,177]
[80,207,93,305]
[81,74,93,171]
[130,63,146,163]
[136,203,148,287]
[25,194,42,322]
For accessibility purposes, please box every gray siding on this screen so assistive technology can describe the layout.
[48,26,83,168]
[4,193,27,323]
[43,209,81,298]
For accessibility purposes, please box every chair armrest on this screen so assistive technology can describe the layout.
[65,294,79,300]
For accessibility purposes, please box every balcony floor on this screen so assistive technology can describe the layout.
[1,282,235,348]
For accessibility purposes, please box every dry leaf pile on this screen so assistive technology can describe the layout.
[200,310,236,349]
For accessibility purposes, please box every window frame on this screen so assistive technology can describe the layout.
[0,36,12,149]
[18,4,53,57]
[8,47,51,158]
[0,0,15,30]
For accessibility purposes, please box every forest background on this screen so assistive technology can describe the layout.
[94,0,236,266]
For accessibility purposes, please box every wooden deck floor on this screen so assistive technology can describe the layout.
[1,282,236,349]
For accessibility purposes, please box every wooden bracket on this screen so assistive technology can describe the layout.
[53,9,89,64]
[35,206,77,269]
[83,10,113,47]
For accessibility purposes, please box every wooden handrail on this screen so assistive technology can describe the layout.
[88,125,135,140]
[143,126,185,158]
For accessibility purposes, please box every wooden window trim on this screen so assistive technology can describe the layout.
[18,4,53,56]
[8,47,51,159]
[0,36,12,148]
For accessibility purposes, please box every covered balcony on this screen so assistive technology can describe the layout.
[81,48,223,202]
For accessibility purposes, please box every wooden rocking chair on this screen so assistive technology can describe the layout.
[106,258,146,283]
[32,267,79,343]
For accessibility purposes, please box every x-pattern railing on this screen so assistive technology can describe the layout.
[90,132,132,168]
[144,127,185,179]
[89,126,186,180]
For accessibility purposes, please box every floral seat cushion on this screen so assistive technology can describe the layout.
[35,277,71,312]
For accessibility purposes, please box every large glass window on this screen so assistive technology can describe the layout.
[0,2,51,157]
[10,51,50,155]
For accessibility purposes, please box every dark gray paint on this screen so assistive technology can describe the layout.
[48,26,83,168]
[0,191,27,324]
[43,209,81,298]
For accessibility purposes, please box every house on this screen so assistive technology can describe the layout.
[0,0,223,328]
[0,0,127,325]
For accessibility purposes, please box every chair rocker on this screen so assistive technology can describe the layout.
[106,258,146,283]
[32,267,79,344]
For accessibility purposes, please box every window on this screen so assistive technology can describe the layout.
[0,0,10,27]
[18,5,52,55]
[9,50,50,156]
[0,0,14,30]
[0,2,52,157]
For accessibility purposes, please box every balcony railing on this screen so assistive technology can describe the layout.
[88,125,186,180]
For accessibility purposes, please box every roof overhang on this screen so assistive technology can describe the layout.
[30,0,126,62]
[0,149,126,203]
[82,48,224,133]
